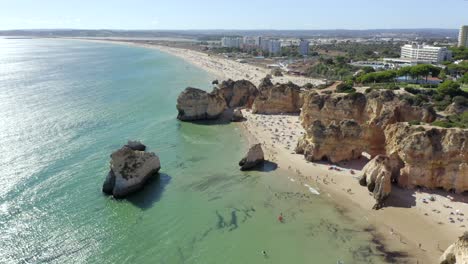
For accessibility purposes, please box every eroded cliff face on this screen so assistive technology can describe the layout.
[385,123,468,193]
[359,155,394,209]
[176,87,227,121]
[297,90,437,161]
[296,89,467,206]
[252,79,302,114]
[218,79,258,108]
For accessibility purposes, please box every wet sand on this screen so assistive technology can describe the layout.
[240,110,468,263]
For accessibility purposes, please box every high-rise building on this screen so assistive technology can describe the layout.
[254,36,262,47]
[458,25,468,47]
[400,43,452,64]
[299,39,310,55]
[221,37,243,48]
[261,39,281,55]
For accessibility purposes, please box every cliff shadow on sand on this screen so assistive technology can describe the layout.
[127,173,172,210]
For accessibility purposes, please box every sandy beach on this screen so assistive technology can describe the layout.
[240,110,468,263]
[75,38,324,87]
[81,38,467,263]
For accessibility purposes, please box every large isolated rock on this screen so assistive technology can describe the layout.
[440,232,468,264]
[252,79,302,114]
[231,108,244,122]
[125,140,146,151]
[218,79,258,108]
[239,143,265,171]
[359,155,393,209]
[176,87,227,121]
[102,144,161,198]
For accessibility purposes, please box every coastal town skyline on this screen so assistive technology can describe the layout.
[1,0,467,30]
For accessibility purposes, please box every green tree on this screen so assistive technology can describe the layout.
[437,80,462,97]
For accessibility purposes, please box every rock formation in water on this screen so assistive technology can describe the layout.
[252,77,302,114]
[440,232,468,264]
[359,155,393,209]
[296,89,468,206]
[102,141,161,198]
[231,108,244,122]
[218,79,258,108]
[125,140,146,151]
[239,143,265,170]
[176,80,258,121]
[176,87,227,121]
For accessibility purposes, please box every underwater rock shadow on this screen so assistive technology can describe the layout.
[245,160,278,172]
[126,173,172,210]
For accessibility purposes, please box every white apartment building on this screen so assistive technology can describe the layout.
[261,39,281,55]
[299,39,309,55]
[400,43,452,64]
[221,37,243,48]
[458,25,468,47]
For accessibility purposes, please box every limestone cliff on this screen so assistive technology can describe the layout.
[297,90,436,161]
[296,89,467,206]
[218,79,258,108]
[359,155,393,209]
[252,79,302,114]
[176,87,227,121]
[384,123,468,193]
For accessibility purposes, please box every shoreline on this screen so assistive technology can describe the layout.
[72,38,467,263]
[70,38,324,87]
[239,110,468,263]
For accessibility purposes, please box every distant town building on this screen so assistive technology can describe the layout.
[400,43,452,64]
[261,39,281,55]
[221,37,242,48]
[254,36,262,47]
[458,25,468,47]
[299,39,310,55]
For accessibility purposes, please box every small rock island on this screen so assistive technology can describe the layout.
[102,141,161,198]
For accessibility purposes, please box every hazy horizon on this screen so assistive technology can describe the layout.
[1,0,467,30]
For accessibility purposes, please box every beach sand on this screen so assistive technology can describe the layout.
[75,38,324,87]
[79,38,468,263]
[240,110,468,263]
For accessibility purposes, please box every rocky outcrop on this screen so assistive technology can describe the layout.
[252,79,302,114]
[176,87,227,121]
[359,155,393,209]
[384,123,468,193]
[295,119,365,163]
[218,79,258,108]
[125,140,146,151]
[446,102,467,115]
[440,232,468,264]
[296,89,468,207]
[102,142,161,198]
[239,143,264,170]
[231,108,244,122]
[297,90,437,162]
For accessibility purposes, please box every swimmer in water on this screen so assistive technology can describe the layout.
[262,250,267,256]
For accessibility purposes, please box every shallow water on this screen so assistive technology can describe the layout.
[0,38,389,263]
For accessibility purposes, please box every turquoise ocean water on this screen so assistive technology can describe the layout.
[0,38,388,263]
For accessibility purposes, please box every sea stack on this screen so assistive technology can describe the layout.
[239,143,265,171]
[176,87,227,121]
[231,108,244,122]
[102,141,161,198]
[439,232,468,264]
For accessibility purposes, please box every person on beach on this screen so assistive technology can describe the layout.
[278,213,284,223]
